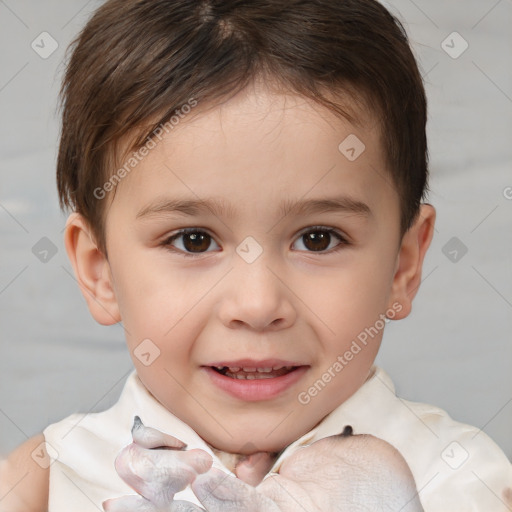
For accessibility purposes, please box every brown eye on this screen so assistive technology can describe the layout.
[303,231,331,251]
[164,229,220,255]
[182,232,211,252]
[292,227,347,253]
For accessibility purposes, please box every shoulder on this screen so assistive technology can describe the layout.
[357,368,512,509]
[0,434,49,512]
[388,394,512,509]
[368,368,508,464]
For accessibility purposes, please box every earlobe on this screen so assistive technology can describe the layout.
[388,204,436,319]
[64,212,121,325]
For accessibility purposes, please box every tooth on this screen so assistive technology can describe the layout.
[246,374,256,380]
[215,366,224,370]
[229,367,241,372]
[257,368,273,373]
[236,374,245,379]
[272,365,284,370]
[242,367,256,372]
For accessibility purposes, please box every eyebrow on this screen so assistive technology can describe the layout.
[136,198,237,219]
[136,196,372,220]
[278,196,371,219]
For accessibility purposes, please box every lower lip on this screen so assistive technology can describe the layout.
[203,366,309,401]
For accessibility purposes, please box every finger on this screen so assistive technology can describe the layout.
[103,495,154,512]
[170,502,206,512]
[115,443,213,502]
[103,496,206,512]
[132,416,187,450]
[234,451,275,486]
[192,468,281,512]
[258,473,316,511]
[116,443,213,481]
[277,434,424,512]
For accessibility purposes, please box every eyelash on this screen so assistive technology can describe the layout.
[161,226,349,258]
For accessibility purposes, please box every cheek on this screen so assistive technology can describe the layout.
[110,251,210,338]
[109,253,221,388]
[295,251,395,407]
[302,254,395,340]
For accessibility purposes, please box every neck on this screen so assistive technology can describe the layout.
[207,445,279,486]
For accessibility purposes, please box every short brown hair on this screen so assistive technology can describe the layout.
[57,0,428,254]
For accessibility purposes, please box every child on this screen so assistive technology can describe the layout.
[1,0,511,510]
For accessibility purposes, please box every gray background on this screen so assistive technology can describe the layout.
[0,0,511,461]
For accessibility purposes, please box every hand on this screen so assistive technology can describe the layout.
[256,427,424,512]
[102,416,212,511]
[191,426,424,512]
[104,419,424,512]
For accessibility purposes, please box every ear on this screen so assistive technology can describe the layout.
[64,212,121,325]
[387,204,436,319]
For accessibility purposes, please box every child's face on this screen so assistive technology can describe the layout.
[74,82,427,454]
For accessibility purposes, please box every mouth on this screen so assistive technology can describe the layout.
[210,365,299,380]
[203,359,309,401]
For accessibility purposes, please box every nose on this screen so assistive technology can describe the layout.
[217,255,297,332]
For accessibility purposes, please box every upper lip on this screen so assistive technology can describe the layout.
[205,359,307,369]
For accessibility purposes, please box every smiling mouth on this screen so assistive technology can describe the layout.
[211,365,299,380]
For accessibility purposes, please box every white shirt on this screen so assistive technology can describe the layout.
[43,366,512,511]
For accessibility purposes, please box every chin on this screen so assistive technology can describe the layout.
[199,427,297,455]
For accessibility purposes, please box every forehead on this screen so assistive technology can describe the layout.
[108,84,398,224]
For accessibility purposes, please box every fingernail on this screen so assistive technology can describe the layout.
[340,425,353,436]
[132,415,143,434]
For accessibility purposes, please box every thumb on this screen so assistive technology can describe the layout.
[235,451,276,486]
[131,416,187,450]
